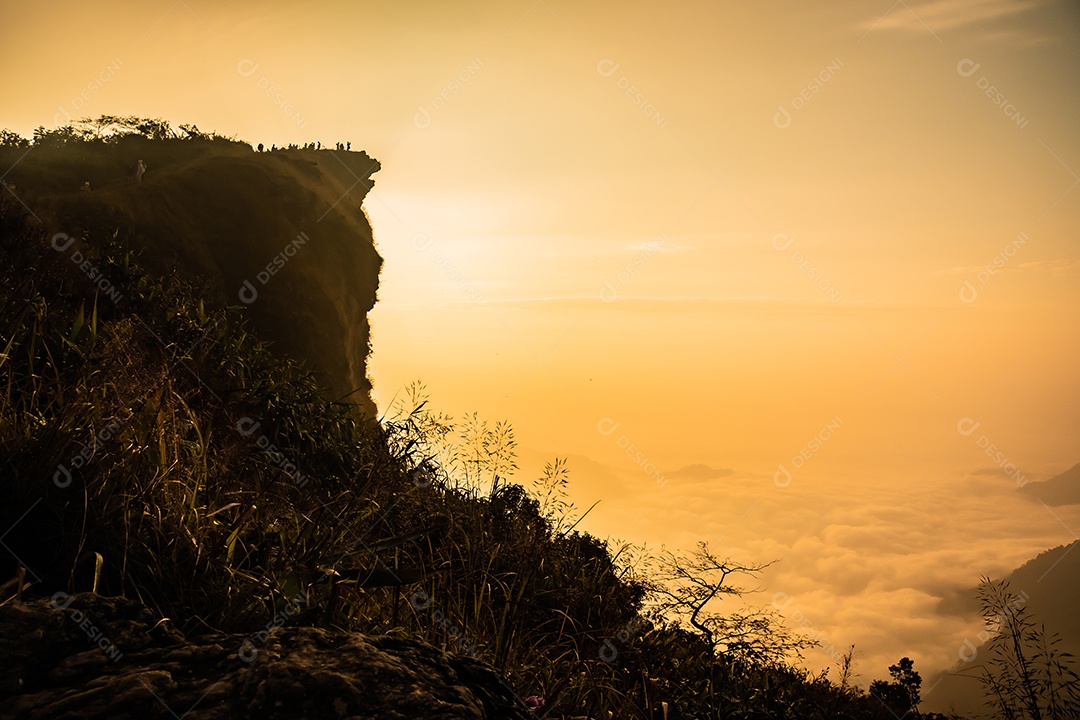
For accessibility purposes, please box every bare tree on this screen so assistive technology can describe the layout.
[650,541,814,664]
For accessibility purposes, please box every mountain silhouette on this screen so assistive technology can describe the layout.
[1020,462,1080,507]
[926,535,1080,717]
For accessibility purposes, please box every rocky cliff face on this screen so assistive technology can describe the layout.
[1,593,532,720]
[0,137,381,416]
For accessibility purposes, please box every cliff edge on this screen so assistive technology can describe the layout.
[0,134,381,415]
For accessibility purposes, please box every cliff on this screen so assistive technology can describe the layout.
[0,135,381,415]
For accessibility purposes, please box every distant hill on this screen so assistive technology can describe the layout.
[926,539,1080,717]
[0,133,381,414]
[1020,463,1080,507]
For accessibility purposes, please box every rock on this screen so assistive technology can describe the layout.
[0,593,532,720]
[0,140,383,416]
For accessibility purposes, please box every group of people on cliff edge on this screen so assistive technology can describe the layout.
[254,141,352,152]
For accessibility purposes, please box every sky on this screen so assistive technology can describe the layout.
[4,0,1080,698]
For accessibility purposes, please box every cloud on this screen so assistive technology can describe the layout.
[623,239,688,254]
[936,259,1079,278]
[968,466,1012,477]
[553,439,1080,698]
[667,463,735,480]
[861,0,1050,38]
[1016,259,1080,277]
[434,295,951,314]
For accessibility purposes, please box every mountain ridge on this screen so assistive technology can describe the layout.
[1020,462,1080,507]
[926,536,1080,717]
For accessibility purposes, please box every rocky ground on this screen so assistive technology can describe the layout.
[0,593,532,720]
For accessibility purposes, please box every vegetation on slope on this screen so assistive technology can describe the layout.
[3,122,1075,719]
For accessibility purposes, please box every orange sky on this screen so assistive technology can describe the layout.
[4,0,1080,699]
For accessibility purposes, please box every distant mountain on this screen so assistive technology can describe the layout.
[0,133,381,414]
[1020,463,1080,507]
[925,539,1080,717]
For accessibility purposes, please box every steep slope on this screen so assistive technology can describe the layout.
[1020,463,1080,507]
[0,135,381,415]
[926,539,1080,717]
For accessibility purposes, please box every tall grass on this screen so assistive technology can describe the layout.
[974,577,1080,720]
[0,194,398,632]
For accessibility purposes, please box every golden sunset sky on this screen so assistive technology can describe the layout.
[4,0,1079,697]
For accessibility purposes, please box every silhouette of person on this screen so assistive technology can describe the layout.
[346,141,351,151]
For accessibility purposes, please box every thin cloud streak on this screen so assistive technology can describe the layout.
[860,0,1052,35]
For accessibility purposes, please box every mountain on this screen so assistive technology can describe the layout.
[0,133,381,414]
[1020,463,1080,507]
[925,538,1080,717]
